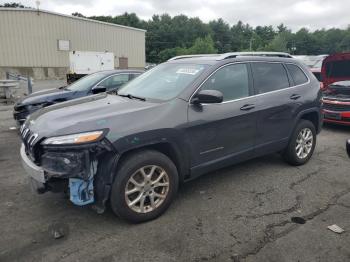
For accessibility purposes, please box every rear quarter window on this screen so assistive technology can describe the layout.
[312,72,322,82]
[251,62,290,94]
[286,64,309,85]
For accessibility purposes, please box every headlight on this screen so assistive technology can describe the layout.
[42,131,104,145]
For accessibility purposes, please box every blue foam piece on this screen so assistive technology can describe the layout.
[69,177,94,206]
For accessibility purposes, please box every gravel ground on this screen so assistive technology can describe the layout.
[0,83,349,262]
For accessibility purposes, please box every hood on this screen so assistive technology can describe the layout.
[15,88,74,107]
[322,53,350,89]
[26,93,165,141]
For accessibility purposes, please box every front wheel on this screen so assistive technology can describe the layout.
[283,120,316,166]
[110,150,179,223]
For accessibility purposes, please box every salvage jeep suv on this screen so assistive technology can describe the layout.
[20,53,322,223]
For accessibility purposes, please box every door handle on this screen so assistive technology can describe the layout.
[290,94,301,100]
[240,104,255,111]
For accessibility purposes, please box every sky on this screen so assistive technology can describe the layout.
[1,0,349,31]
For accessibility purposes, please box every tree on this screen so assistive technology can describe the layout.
[231,21,251,51]
[254,25,276,50]
[293,28,319,55]
[158,35,217,62]
[87,12,350,61]
[209,18,232,53]
[277,23,288,34]
[189,35,217,54]
[0,2,29,8]
[265,32,290,52]
[72,12,86,18]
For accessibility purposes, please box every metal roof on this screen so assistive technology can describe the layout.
[0,8,147,32]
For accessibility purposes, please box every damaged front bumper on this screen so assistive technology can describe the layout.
[20,140,118,213]
[20,144,46,192]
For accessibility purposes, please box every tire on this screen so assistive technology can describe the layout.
[283,120,316,166]
[110,150,179,223]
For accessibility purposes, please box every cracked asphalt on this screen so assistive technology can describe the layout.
[0,85,350,261]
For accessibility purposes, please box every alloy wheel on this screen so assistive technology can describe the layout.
[124,165,170,213]
[295,128,314,159]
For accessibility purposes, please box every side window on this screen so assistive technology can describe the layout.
[201,63,250,102]
[251,62,290,94]
[100,74,129,90]
[286,64,308,85]
[313,72,322,82]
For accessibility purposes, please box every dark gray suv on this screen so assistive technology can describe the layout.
[20,53,322,223]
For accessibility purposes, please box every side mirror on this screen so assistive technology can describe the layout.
[92,85,107,94]
[192,90,223,104]
[347,139,350,158]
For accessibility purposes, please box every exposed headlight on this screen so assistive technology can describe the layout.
[42,131,104,145]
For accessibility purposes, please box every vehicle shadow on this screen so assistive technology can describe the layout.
[322,122,350,133]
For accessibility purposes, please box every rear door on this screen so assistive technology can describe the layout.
[186,63,258,171]
[251,62,308,155]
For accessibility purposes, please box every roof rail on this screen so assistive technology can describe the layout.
[168,52,293,61]
[167,54,220,61]
[218,52,293,59]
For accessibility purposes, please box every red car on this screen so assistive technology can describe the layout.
[321,53,350,125]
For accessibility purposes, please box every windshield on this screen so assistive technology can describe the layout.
[66,72,108,92]
[118,63,208,101]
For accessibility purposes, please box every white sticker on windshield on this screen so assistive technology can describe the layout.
[176,68,201,75]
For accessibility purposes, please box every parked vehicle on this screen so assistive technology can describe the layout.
[20,53,322,223]
[321,53,350,126]
[67,51,115,84]
[322,81,350,125]
[13,70,142,125]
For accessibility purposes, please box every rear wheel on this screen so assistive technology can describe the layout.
[110,150,179,223]
[283,120,316,166]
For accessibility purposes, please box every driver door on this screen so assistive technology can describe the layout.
[185,63,258,174]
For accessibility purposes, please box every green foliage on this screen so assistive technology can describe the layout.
[158,35,217,61]
[0,2,28,8]
[72,12,86,18]
[209,19,232,53]
[265,32,292,52]
[189,35,217,54]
